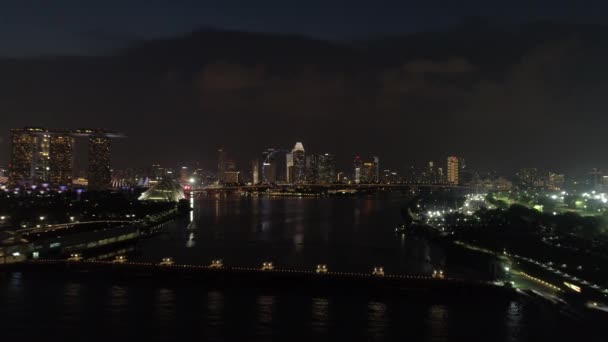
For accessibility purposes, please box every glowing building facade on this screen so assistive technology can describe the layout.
[88,135,112,190]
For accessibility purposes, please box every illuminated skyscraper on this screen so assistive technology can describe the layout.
[9,127,48,186]
[447,156,459,185]
[49,133,74,186]
[373,156,380,183]
[252,159,260,185]
[292,142,306,184]
[88,135,112,190]
[317,153,336,184]
[218,148,226,183]
[353,154,362,184]
[286,152,294,183]
[361,162,374,183]
[305,154,318,184]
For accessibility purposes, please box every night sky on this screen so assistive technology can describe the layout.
[1,0,608,175]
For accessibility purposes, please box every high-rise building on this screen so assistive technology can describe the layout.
[179,166,190,185]
[292,142,306,184]
[8,127,51,186]
[224,171,240,184]
[305,154,318,184]
[353,154,363,184]
[447,156,459,185]
[251,159,260,185]
[286,152,294,183]
[88,135,112,190]
[49,133,74,186]
[261,149,287,184]
[361,162,374,183]
[517,168,538,188]
[317,153,336,184]
[36,133,51,183]
[217,148,226,183]
[9,128,38,186]
[373,156,380,183]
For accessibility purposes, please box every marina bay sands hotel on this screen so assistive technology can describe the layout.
[8,127,125,190]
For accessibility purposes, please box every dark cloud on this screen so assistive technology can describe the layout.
[2,23,608,175]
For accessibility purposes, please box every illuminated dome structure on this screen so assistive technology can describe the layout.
[138,178,185,202]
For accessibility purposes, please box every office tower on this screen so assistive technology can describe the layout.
[36,133,51,183]
[9,127,50,186]
[361,162,374,183]
[317,153,336,184]
[88,135,112,190]
[262,148,285,184]
[179,166,190,185]
[286,152,293,183]
[305,154,318,184]
[517,168,538,188]
[292,142,306,184]
[252,159,260,185]
[447,156,459,185]
[224,171,240,184]
[373,156,380,183]
[353,154,362,184]
[9,128,37,186]
[49,133,74,186]
[218,148,226,182]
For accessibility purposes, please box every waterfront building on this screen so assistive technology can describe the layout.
[138,178,185,202]
[9,127,52,186]
[353,154,363,184]
[305,155,318,184]
[286,152,293,183]
[292,142,306,184]
[251,159,260,185]
[49,133,74,186]
[317,153,336,184]
[224,171,240,184]
[447,156,459,185]
[87,134,112,190]
[217,148,226,183]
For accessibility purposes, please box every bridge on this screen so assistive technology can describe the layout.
[1,258,514,297]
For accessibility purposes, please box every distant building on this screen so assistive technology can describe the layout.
[373,156,380,183]
[292,142,306,184]
[317,153,336,184]
[353,154,363,184]
[251,159,260,185]
[286,152,294,183]
[447,156,459,185]
[516,168,538,188]
[217,148,226,183]
[381,169,400,184]
[87,134,112,190]
[179,166,190,186]
[306,154,318,184]
[138,178,185,202]
[224,171,240,184]
[49,133,74,186]
[9,127,41,186]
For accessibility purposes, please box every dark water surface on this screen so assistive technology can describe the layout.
[0,195,600,341]
[136,194,444,273]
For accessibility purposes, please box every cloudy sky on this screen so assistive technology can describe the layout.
[1,1,608,176]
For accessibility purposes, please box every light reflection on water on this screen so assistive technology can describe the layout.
[0,272,590,342]
[311,297,329,334]
[427,304,449,342]
[367,300,389,341]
